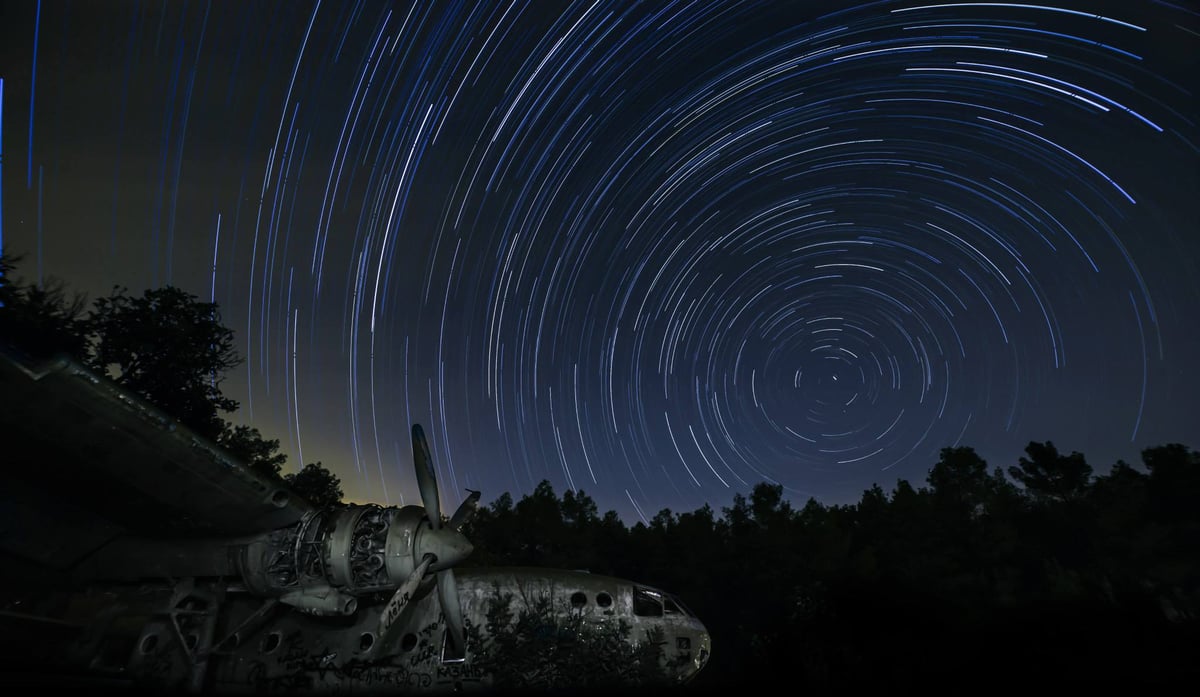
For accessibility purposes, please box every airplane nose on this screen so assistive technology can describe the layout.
[696,630,711,670]
[678,625,711,682]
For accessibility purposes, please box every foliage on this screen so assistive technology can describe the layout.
[216,423,289,479]
[284,461,345,508]
[83,285,240,440]
[465,441,1200,692]
[3,254,243,441]
[1,254,343,507]
[1008,440,1093,503]
[0,252,89,359]
[467,582,670,690]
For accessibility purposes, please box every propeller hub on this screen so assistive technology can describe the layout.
[418,525,473,573]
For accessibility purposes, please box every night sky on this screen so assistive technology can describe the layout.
[1,1,1197,523]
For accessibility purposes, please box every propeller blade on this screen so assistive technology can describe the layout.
[448,489,481,531]
[378,554,434,643]
[438,569,466,659]
[412,424,441,529]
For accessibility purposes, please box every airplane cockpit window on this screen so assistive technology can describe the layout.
[633,587,663,617]
[663,597,682,615]
[667,594,695,617]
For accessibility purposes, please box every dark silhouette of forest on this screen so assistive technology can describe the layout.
[2,253,1197,692]
[461,445,1199,692]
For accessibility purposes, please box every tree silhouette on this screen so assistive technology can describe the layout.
[1009,440,1093,502]
[83,286,240,440]
[1,254,343,508]
[462,492,519,566]
[284,462,344,508]
[0,252,88,359]
[514,480,568,565]
[1142,443,1200,525]
[216,423,288,480]
[927,445,1007,514]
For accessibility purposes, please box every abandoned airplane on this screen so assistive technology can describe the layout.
[0,350,710,692]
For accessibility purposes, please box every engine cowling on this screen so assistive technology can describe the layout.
[237,504,433,615]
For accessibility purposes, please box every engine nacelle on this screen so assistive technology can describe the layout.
[237,504,433,608]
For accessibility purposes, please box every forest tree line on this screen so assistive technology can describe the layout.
[461,441,1198,690]
[3,253,1197,691]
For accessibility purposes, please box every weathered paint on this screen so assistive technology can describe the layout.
[87,568,708,693]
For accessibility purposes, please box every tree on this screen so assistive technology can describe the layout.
[284,462,344,508]
[561,488,599,528]
[1087,460,1150,582]
[750,482,792,525]
[1141,444,1200,524]
[83,286,241,440]
[216,423,288,480]
[927,446,991,511]
[1008,441,1093,503]
[0,252,13,305]
[0,252,88,359]
[2,258,240,440]
[462,492,520,566]
[514,480,566,564]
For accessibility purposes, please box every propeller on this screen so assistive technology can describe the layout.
[437,564,464,657]
[413,424,441,528]
[378,554,433,638]
[448,489,481,531]
[378,425,477,655]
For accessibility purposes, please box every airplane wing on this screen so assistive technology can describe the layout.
[0,349,312,574]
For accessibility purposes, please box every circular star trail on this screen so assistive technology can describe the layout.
[2,1,1197,521]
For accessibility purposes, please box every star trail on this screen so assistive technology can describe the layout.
[1,1,1197,522]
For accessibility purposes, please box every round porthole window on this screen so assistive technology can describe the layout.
[360,632,375,652]
[596,592,613,608]
[570,591,587,608]
[140,634,159,654]
[400,633,418,652]
[262,632,281,654]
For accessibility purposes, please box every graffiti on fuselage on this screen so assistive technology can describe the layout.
[213,569,698,692]
[229,610,488,693]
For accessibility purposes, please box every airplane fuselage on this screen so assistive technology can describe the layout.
[57,567,709,693]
